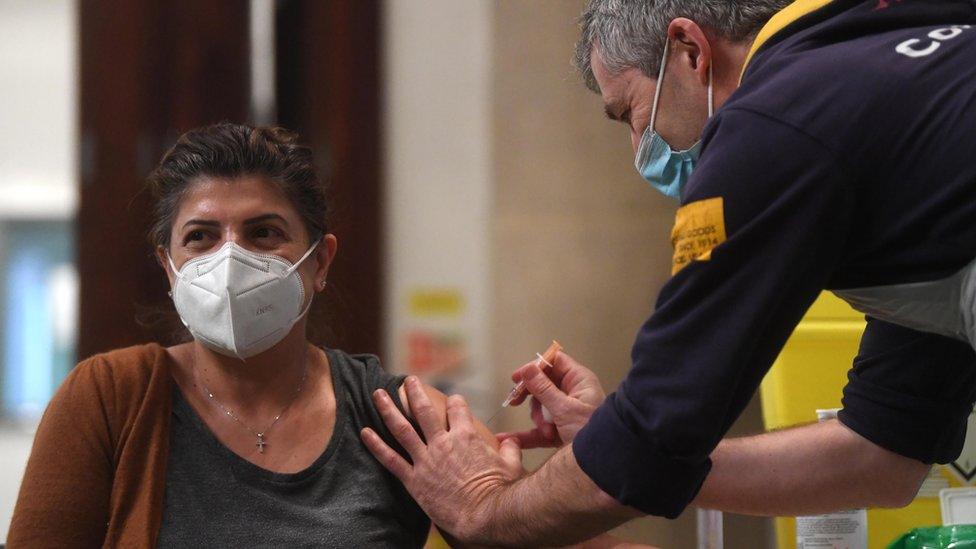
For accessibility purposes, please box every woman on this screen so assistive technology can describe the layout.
[7,123,505,547]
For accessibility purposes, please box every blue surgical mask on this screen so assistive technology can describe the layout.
[635,40,714,201]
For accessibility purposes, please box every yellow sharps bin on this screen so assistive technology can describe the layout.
[760,292,974,548]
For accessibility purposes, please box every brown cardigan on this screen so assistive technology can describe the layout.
[9,344,175,548]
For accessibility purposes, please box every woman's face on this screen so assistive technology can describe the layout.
[157,175,337,298]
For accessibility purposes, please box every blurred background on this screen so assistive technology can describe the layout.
[0,0,773,545]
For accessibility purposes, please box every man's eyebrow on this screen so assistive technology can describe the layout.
[603,99,627,122]
[244,213,289,226]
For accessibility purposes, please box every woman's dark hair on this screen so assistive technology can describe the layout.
[147,122,330,249]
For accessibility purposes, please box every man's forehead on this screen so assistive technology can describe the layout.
[590,46,647,97]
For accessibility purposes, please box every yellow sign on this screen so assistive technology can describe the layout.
[407,288,465,318]
[671,197,726,275]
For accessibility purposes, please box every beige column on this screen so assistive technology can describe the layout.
[489,1,772,546]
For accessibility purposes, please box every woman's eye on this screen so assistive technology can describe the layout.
[252,226,285,243]
[184,230,209,244]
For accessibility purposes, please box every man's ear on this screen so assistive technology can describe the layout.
[668,17,712,86]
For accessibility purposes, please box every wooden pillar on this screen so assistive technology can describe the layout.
[77,0,250,359]
[276,0,385,357]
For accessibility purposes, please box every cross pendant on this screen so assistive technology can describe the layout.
[256,434,267,453]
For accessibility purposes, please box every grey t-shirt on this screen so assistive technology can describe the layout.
[156,349,430,548]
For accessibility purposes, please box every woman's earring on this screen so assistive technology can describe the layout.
[318,280,327,291]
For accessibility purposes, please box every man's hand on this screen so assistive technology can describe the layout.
[360,376,524,542]
[497,351,606,448]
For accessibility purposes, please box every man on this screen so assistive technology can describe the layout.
[360,0,976,545]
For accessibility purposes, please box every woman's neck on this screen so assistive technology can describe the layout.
[188,323,313,416]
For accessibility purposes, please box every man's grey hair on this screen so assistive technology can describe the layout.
[574,0,792,92]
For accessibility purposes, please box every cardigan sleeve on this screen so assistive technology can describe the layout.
[8,356,117,548]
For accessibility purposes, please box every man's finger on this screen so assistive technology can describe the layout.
[372,389,426,458]
[529,397,558,436]
[496,429,560,449]
[522,363,571,413]
[507,390,530,407]
[446,394,475,432]
[404,376,447,437]
[360,427,413,480]
[506,361,537,407]
[510,361,536,383]
[546,351,576,386]
[528,399,559,443]
[499,437,523,469]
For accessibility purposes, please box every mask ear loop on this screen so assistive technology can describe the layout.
[707,60,714,118]
[649,39,671,135]
[166,253,185,279]
[286,239,324,325]
[166,252,184,299]
[285,238,323,277]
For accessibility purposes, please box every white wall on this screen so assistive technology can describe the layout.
[0,0,77,540]
[0,430,34,541]
[0,0,78,220]
[382,0,495,415]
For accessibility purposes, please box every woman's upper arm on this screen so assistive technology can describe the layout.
[398,382,500,450]
[7,359,115,547]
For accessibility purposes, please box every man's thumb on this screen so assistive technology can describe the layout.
[499,436,522,468]
[523,364,568,411]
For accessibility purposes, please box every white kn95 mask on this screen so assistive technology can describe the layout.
[168,240,319,359]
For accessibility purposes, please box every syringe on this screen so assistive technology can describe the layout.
[486,340,562,425]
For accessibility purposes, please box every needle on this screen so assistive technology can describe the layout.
[485,341,562,426]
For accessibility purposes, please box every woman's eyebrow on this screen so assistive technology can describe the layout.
[181,219,221,230]
[244,213,289,227]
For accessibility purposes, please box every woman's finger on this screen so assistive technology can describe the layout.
[372,389,426,458]
[361,427,413,481]
[404,376,447,437]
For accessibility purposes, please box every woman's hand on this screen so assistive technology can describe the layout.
[496,351,606,449]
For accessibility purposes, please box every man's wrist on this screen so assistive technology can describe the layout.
[466,446,638,547]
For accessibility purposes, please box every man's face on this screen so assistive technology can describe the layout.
[592,44,711,154]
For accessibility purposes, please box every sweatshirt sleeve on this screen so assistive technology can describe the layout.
[840,317,976,464]
[8,357,117,548]
[572,108,856,517]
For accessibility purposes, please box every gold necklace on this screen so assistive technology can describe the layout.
[193,349,309,454]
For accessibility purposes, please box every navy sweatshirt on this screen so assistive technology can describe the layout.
[573,0,976,518]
